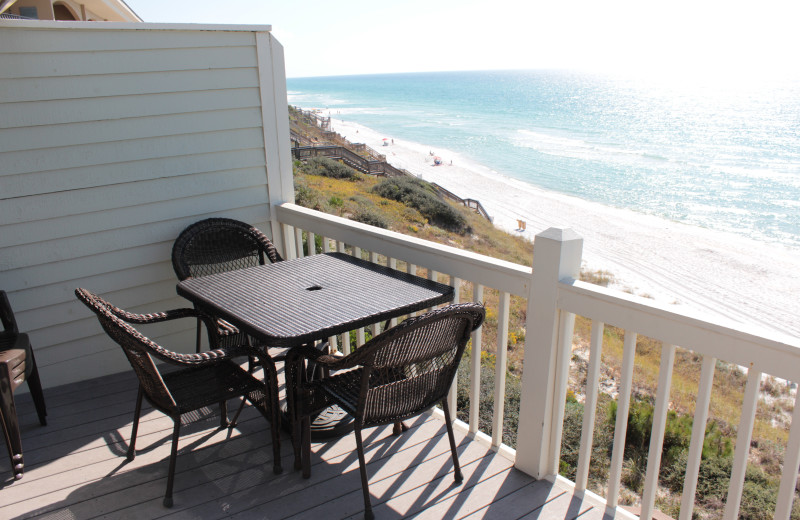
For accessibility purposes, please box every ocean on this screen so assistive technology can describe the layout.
[287,70,800,250]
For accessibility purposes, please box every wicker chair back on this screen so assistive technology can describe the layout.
[171,218,282,280]
[75,288,177,413]
[355,303,484,427]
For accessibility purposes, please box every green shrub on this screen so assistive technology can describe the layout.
[372,177,471,234]
[295,179,321,210]
[353,208,389,229]
[300,156,359,179]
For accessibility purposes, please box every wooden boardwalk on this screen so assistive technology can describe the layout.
[1,371,620,519]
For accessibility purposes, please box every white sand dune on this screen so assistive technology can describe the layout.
[329,117,800,341]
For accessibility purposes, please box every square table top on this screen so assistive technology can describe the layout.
[176,252,455,348]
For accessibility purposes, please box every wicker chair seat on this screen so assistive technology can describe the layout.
[162,362,267,416]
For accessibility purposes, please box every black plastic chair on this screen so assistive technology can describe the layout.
[0,291,47,481]
[288,302,485,520]
[75,288,282,507]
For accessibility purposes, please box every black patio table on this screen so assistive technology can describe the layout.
[175,251,455,440]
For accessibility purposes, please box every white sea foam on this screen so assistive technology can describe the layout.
[325,115,800,341]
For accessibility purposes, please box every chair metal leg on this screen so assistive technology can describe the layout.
[219,400,228,428]
[127,386,144,461]
[229,397,247,428]
[267,365,283,474]
[288,358,302,471]
[164,418,181,508]
[442,399,463,483]
[354,427,374,520]
[392,420,409,436]
[301,415,311,478]
[0,383,23,480]
[25,348,47,426]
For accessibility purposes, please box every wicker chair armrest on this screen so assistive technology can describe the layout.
[148,343,256,367]
[110,306,222,350]
[107,306,199,325]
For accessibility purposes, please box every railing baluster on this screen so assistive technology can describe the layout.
[776,390,800,519]
[338,238,349,353]
[356,325,365,347]
[469,283,484,433]
[306,231,316,255]
[641,343,676,518]
[549,309,576,471]
[679,355,715,520]
[409,264,418,316]
[606,331,637,508]
[325,230,338,348]
[294,227,304,258]
[492,291,511,447]
[370,251,381,336]
[349,246,365,346]
[723,367,762,519]
[447,276,462,420]
[575,320,604,491]
[428,269,440,314]
[280,223,296,260]
[389,257,398,327]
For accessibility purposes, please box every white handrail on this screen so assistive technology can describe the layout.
[274,207,800,518]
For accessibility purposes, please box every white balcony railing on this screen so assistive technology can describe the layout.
[274,202,800,519]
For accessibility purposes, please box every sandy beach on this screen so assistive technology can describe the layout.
[329,116,800,340]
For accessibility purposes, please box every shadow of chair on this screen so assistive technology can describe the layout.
[0,290,47,481]
[74,288,282,507]
[288,302,485,520]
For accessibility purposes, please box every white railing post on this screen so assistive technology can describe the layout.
[257,32,293,256]
[515,227,583,478]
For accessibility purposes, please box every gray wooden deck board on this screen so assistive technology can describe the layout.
[2,372,623,519]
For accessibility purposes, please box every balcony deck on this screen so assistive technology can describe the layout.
[2,371,619,519]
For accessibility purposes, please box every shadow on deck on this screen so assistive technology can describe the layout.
[1,372,618,519]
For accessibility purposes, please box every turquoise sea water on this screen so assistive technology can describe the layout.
[287,70,800,249]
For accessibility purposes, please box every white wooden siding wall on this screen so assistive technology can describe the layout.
[0,23,286,389]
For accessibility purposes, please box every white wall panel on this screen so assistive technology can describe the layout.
[0,23,287,389]
[0,88,262,129]
[0,68,260,103]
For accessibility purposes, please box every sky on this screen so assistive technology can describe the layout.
[128,0,800,81]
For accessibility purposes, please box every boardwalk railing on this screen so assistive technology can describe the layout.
[274,202,800,519]
[290,145,494,221]
[430,183,493,222]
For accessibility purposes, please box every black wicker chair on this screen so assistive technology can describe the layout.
[0,291,47,481]
[288,302,485,520]
[75,288,282,507]
[171,217,283,353]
